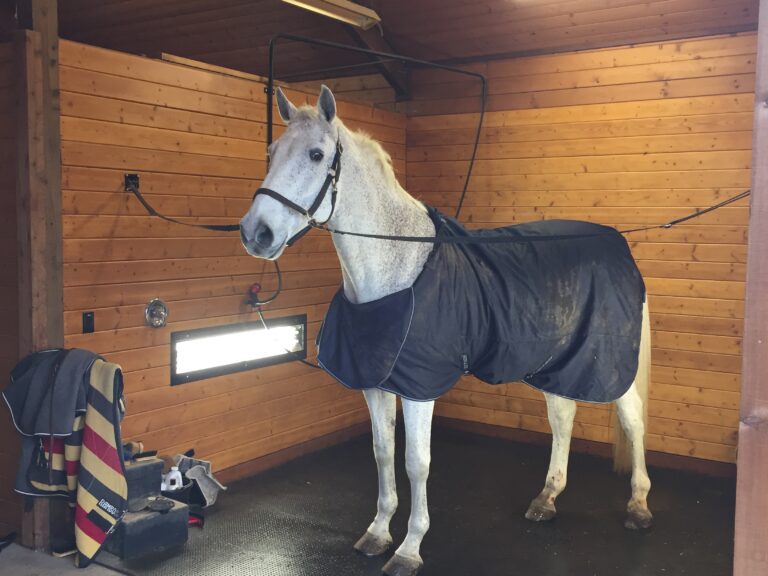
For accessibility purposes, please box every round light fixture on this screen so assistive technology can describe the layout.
[145,298,169,328]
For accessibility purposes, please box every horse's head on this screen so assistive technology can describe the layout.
[240,85,339,260]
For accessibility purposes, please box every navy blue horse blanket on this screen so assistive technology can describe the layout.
[317,207,645,403]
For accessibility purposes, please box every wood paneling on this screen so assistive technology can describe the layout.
[58,0,370,81]
[409,33,756,463]
[0,40,22,538]
[58,40,408,473]
[56,0,759,93]
[404,33,759,116]
[382,0,760,62]
[293,74,398,111]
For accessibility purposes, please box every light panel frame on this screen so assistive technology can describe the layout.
[170,314,307,386]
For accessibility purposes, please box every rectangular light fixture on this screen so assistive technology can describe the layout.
[281,0,381,30]
[170,315,307,386]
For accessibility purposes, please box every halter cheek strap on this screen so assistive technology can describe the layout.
[253,139,343,247]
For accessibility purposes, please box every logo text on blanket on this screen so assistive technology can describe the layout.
[98,498,120,518]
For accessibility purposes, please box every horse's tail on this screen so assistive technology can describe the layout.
[612,297,650,474]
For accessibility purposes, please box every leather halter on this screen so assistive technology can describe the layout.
[253,139,343,247]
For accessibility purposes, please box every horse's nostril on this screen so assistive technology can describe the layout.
[256,224,274,247]
[239,227,249,246]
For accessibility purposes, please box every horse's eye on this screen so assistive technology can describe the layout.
[309,148,324,162]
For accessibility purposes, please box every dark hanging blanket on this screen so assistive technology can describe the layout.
[317,207,645,403]
[3,349,128,567]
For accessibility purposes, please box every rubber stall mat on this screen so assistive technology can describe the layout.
[96,427,735,576]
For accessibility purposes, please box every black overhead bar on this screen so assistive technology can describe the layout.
[265,32,488,219]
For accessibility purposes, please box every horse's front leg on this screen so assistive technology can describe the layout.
[355,389,398,557]
[383,398,434,576]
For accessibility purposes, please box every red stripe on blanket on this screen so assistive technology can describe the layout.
[83,425,122,474]
[40,437,64,454]
[66,459,80,476]
[75,504,107,544]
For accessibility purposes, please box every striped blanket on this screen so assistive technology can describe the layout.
[3,350,128,567]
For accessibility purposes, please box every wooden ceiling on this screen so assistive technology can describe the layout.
[378,0,760,62]
[57,0,760,81]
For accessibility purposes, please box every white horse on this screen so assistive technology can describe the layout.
[240,86,653,576]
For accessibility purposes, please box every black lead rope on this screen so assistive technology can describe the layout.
[618,189,752,234]
[124,175,240,233]
[124,166,751,301]
[125,174,750,368]
[308,189,752,244]
[126,175,750,245]
[125,174,283,306]
[455,78,487,220]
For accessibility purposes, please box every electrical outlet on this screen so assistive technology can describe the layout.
[82,311,95,334]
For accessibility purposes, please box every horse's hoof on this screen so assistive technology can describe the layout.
[382,553,423,576]
[354,531,392,557]
[624,507,653,530]
[525,498,557,522]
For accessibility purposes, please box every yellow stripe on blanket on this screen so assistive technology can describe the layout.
[81,444,128,498]
[90,360,117,404]
[85,407,118,450]
[75,530,102,565]
[78,489,123,528]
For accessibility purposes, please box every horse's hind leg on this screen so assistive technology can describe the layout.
[355,389,398,557]
[615,385,653,529]
[525,393,577,522]
[382,398,434,576]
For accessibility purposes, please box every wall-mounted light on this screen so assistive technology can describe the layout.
[145,298,169,328]
[281,0,381,30]
[170,315,307,386]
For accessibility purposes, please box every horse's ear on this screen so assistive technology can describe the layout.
[276,87,297,124]
[317,85,336,123]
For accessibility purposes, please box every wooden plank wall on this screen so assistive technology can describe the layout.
[57,40,407,473]
[293,74,397,111]
[406,33,756,463]
[381,0,759,62]
[0,40,22,537]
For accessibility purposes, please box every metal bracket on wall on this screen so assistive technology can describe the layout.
[124,173,139,192]
[264,32,487,147]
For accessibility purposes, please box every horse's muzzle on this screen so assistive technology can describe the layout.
[240,222,277,258]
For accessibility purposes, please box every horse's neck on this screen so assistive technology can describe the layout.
[331,138,434,304]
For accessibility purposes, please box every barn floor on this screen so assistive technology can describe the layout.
[96,426,735,576]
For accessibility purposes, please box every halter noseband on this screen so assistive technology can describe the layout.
[253,139,343,247]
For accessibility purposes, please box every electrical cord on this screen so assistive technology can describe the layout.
[253,305,323,370]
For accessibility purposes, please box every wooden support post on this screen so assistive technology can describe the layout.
[734,0,768,573]
[345,25,410,100]
[15,0,63,553]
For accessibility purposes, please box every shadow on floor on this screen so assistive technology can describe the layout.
[96,426,735,576]
[1,543,120,575]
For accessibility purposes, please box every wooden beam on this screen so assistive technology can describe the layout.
[345,24,410,99]
[734,0,768,574]
[16,3,62,354]
[15,0,63,553]
[15,28,48,551]
[160,52,270,83]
